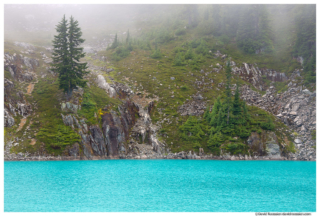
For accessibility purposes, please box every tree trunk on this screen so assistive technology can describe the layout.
[67,88,73,101]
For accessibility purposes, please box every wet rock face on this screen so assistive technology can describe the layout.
[102,113,120,158]
[67,143,80,157]
[60,99,139,159]
[247,132,266,155]
[247,131,281,158]
[101,101,139,158]
[89,125,108,157]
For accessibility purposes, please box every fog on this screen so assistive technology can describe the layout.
[4,4,176,46]
[4,4,315,53]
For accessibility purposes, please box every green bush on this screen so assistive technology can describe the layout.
[193,142,202,152]
[184,48,194,60]
[195,39,209,55]
[179,116,205,141]
[111,46,131,61]
[175,28,186,36]
[286,141,296,153]
[155,30,174,44]
[223,143,247,155]
[260,117,275,130]
[180,85,189,91]
[150,48,162,59]
[190,39,200,48]
[207,131,223,155]
[37,124,80,150]
[173,52,185,66]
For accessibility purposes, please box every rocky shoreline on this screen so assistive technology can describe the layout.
[4,153,315,161]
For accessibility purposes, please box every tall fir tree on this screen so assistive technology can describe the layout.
[51,15,88,99]
[209,96,221,126]
[67,16,88,98]
[110,33,118,49]
[225,60,232,125]
[233,79,242,117]
[51,15,69,93]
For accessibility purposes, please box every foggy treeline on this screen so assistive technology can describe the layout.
[4,4,316,82]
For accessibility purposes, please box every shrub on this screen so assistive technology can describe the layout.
[190,39,200,48]
[180,85,188,91]
[150,48,162,59]
[37,124,81,150]
[173,52,185,66]
[193,142,202,152]
[179,116,205,141]
[175,28,186,36]
[195,39,208,55]
[156,30,174,44]
[223,143,247,155]
[207,131,223,155]
[286,141,296,153]
[185,48,194,60]
[260,117,275,130]
[111,46,130,61]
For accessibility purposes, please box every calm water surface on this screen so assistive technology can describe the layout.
[4,160,316,212]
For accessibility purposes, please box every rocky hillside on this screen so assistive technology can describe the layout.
[4,37,316,161]
[4,41,166,161]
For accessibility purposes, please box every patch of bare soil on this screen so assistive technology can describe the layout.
[17,118,27,132]
[27,83,34,94]
[30,139,36,145]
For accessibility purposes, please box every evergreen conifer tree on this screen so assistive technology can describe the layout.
[203,106,210,121]
[51,15,88,99]
[110,33,118,49]
[242,100,249,120]
[67,16,88,98]
[207,131,223,154]
[51,15,69,93]
[225,60,232,124]
[209,97,221,126]
[233,80,242,117]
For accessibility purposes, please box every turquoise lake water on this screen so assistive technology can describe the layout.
[4,160,316,212]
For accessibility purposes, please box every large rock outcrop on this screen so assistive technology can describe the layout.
[96,75,116,98]
[247,131,281,159]
[232,63,287,91]
[240,77,316,160]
